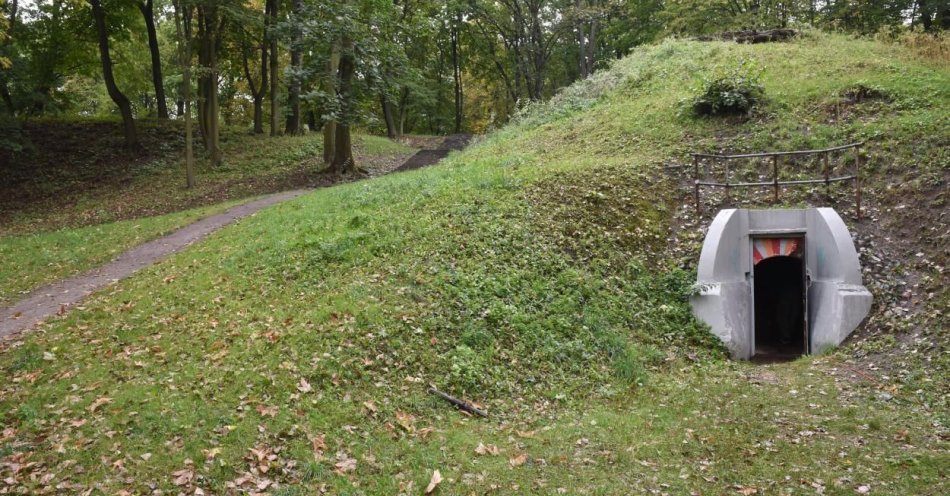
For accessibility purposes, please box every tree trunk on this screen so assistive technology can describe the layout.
[285,0,303,134]
[577,0,588,79]
[586,12,597,77]
[139,0,168,119]
[380,94,397,139]
[196,6,221,166]
[398,86,409,136]
[89,0,138,149]
[172,0,194,188]
[331,35,355,173]
[241,30,267,134]
[266,0,279,136]
[451,12,463,134]
[322,38,341,165]
[1,0,19,114]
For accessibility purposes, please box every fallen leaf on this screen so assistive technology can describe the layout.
[363,400,377,413]
[395,411,415,432]
[509,453,528,467]
[172,468,195,486]
[87,396,112,413]
[311,435,326,460]
[425,469,442,494]
[297,378,312,393]
[334,452,357,475]
[475,442,501,456]
[256,404,279,417]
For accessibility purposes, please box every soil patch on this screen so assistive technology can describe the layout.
[394,134,472,172]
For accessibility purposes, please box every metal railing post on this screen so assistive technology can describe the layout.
[693,155,701,218]
[724,158,731,204]
[772,155,779,202]
[855,147,862,220]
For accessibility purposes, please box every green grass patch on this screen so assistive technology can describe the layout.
[0,199,247,304]
[0,32,947,494]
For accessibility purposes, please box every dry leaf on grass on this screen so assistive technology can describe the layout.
[475,442,501,456]
[425,469,442,494]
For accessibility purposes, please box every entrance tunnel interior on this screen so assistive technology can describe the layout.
[753,256,806,361]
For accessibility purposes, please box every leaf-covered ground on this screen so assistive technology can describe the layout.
[1,33,948,494]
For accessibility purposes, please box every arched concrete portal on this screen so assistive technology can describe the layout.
[691,208,872,360]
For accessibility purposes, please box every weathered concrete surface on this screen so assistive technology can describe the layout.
[691,208,872,359]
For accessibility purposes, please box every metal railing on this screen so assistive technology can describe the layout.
[691,142,863,219]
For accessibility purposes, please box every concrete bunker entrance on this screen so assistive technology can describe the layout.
[690,208,873,360]
[753,255,806,361]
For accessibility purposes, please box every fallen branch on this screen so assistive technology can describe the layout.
[427,386,488,417]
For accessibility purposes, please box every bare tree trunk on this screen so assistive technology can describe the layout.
[89,0,138,149]
[322,38,340,165]
[451,12,463,134]
[241,30,267,134]
[381,94,397,139]
[196,6,221,166]
[398,86,409,136]
[285,0,303,134]
[139,0,168,119]
[1,0,18,114]
[267,0,279,136]
[577,0,588,79]
[331,35,355,173]
[586,10,597,76]
[172,0,194,188]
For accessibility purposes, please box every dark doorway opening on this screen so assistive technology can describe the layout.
[753,256,806,362]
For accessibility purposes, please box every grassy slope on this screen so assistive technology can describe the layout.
[1,33,948,494]
[0,131,415,305]
[0,199,250,305]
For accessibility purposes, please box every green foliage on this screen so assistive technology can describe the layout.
[690,58,765,116]
[1,31,949,496]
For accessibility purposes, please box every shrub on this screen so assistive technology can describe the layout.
[691,58,765,116]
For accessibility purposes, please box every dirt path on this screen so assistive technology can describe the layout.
[0,191,308,338]
[1,136,473,340]
[394,134,471,172]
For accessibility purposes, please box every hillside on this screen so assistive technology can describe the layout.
[1,33,948,494]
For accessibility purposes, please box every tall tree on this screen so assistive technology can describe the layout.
[240,23,267,134]
[451,9,463,133]
[172,0,195,187]
[196,1,222,165]
[330,33,355,173]
[138,0,168,118]
[266,0,279,136]
[89,0,139,148]
[285,0,303,134]
[322,38,340,164]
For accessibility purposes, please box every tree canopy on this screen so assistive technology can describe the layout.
[1,0,947,168]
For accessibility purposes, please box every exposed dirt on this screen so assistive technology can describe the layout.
[394,134,472,172]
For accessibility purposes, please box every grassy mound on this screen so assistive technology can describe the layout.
[0,33,948,494]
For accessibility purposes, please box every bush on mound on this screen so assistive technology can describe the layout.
[691,57,765,116]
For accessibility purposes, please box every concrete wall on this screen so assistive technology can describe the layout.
[691,208,872,359]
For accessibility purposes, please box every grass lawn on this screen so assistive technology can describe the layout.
[0,198,248,305]
[0,32,947,494]
[0,130,416,305]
